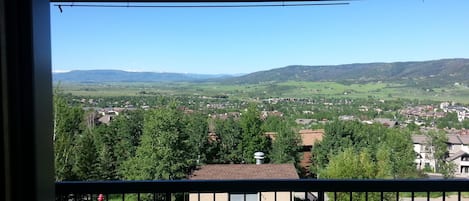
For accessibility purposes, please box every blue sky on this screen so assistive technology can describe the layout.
[51,1,469,74]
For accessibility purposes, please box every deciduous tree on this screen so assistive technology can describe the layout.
[123,104,192,180]
[239,104,270,163]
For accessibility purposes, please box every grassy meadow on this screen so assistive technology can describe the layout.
[57,81,469,103]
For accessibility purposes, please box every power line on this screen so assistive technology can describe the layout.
[54,2,349,10]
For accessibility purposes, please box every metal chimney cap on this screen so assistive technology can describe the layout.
[254,152,265,159]
[254,152,265,165]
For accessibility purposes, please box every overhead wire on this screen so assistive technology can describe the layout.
[53,2,350,10]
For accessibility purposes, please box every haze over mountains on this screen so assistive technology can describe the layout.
[53,70,235,82]
[54,58,469,86]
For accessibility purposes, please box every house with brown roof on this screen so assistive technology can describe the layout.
[189,163,315,201]
[263,129,324,176]
[298,129,324,176]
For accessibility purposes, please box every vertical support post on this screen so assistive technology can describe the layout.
[166,193,171,201]
[318,191,325,201]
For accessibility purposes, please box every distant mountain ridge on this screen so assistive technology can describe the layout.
[53,70,234,82]
[225,58,469,86]
[54,59,469,86]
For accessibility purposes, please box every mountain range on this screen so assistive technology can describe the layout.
[225,58,469,86]
[53,58,469,86]
[53,70,234,83]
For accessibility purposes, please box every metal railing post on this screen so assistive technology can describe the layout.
[318,191,325,201]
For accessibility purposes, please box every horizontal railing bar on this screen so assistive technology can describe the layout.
[56,179,469,194]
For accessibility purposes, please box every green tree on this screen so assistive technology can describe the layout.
[261,116,283,132]
[321,148,375,179]
[321,148,394,201]
[110,111,144,179]
[53,92,84,181]
[215,117,243,163]
[270,123,301,165]
[123,104,192,180]
[310,121,358,174]
[383,130,416,178]
[86,110,145,180]
[311,121,416,179]
[426,130,456,178]
[437,112,459,129]
[184,113,216,164]
[407,122,420,132]
[73,129,100,180]
[375,145,392,178]
[239,104,270,163]
[94,125,120,180]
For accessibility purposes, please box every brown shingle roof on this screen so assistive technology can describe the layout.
[447,134,463,144]
[189,164,299,180]
[458,135,469,144]
[447,150,469,162]
[411,135,428,144]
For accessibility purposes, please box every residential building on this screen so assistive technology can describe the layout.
[374,118,398,128]
[189,164,315,201]
[338,115,356,121]
[298,129,324,175]
[412,133,469,176]
[295,118,314,125]
[447,149,469,176]
[264,129,324,176]
[412,134,435,170]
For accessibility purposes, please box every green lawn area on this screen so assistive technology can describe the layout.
[56,81,469,103]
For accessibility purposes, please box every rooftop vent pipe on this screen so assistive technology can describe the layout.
[254,152,265,165]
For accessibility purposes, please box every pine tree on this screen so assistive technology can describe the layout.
[73,129,100,180]
[110,111,144,179]
[95,125,119,180]
[53,91,84,181]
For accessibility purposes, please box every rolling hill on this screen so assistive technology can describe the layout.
[53,70,234,83]
[224,58,469,87]
[54,59,469,88]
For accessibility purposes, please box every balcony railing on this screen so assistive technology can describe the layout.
[56,179,469,201]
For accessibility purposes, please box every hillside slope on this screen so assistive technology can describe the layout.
[225,58,469,86]
[53,70,233,82]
